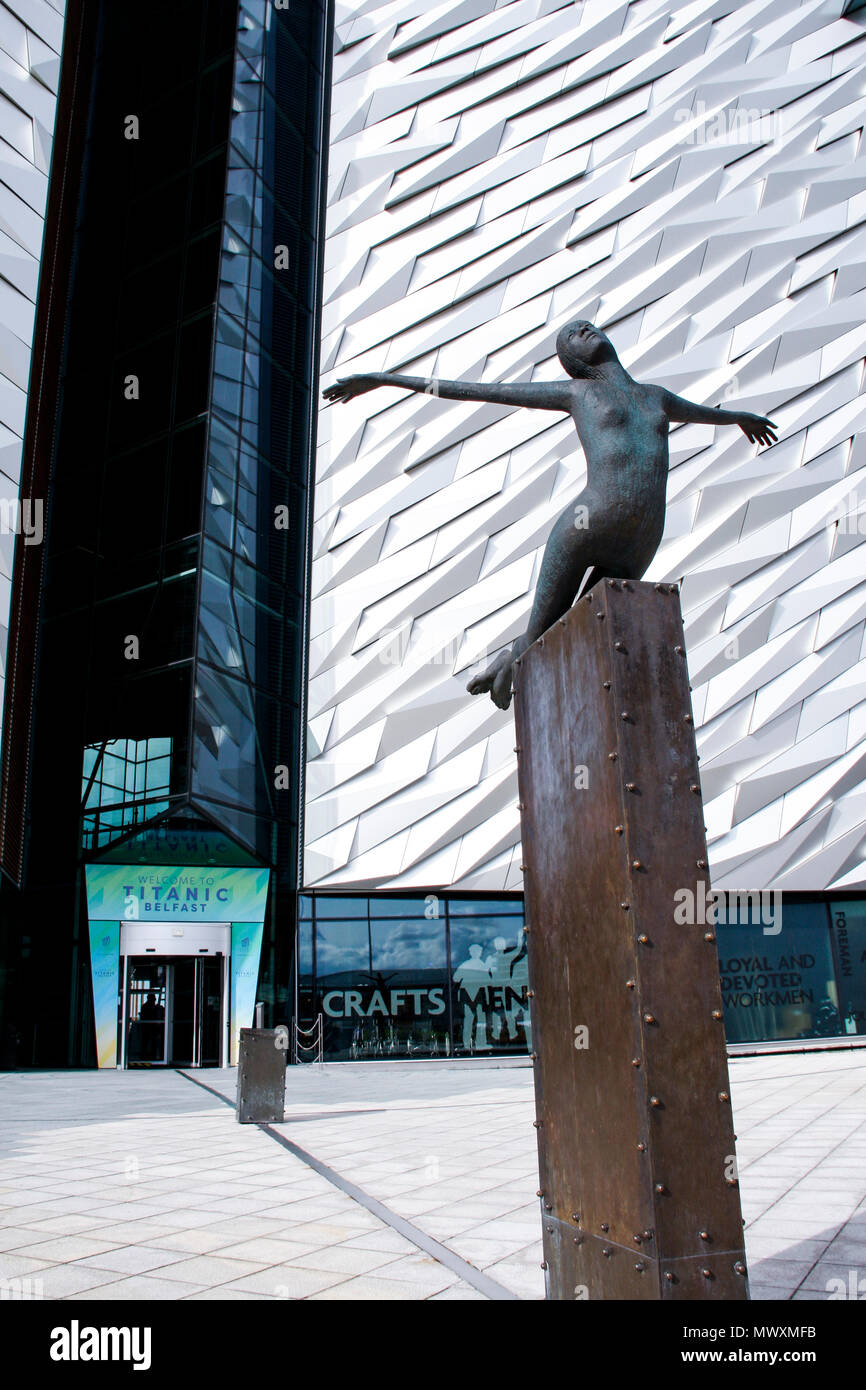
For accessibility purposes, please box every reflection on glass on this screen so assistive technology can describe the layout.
[81,737,172,851]
[370,919,445,972]
[369,897,434,918]
[298,918,313,975]
[312,896,368,918]
[127,962,167,1065]
[315,920,369,975]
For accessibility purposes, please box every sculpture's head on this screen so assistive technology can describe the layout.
[556,319,617,377]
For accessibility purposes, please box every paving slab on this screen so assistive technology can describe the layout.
[0,1051,863,1300]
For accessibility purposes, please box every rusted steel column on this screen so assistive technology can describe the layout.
[513,579,748,1301]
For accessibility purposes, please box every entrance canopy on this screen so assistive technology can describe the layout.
[85,863,270,1068]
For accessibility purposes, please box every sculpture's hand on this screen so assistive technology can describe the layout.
[737,412,777,446]
[322,374,379,405]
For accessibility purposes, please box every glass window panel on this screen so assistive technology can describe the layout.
[314,897,368,918]
[314,919,368,1061]
[298,918,313,977]
[448,917,529,1057]
[315,921,369,976]
[214,342,245,383]
[102,753,125,787]
[829,900,866,1036]
[360,919,448,1058]
[212,374,243,415]
[716,901,838,1043]
[369,897,432,918]
[370,919,446,973]
[146,756,171,791]
[312,915,449,1061]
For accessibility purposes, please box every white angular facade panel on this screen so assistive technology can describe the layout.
[307,0,866,891]
[0,0,65,717]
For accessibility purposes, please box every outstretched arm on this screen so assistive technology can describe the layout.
[323,371,572,412]
[660,388,777,445]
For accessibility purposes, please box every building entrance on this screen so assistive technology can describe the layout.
[125,957,223,1067]
[118,920,232,1068]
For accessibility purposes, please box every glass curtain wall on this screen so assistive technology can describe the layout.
[298,896,529,1060]
[300,893,866,1058]
[192,0,330,1034]
[193,0,325,872]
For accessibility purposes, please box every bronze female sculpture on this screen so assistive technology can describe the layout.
[324,320,777,708]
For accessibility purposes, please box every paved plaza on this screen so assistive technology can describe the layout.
[0,1048,864,1301]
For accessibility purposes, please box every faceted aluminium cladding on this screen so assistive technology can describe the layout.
[0,0,64,739]
[306,0,866,893]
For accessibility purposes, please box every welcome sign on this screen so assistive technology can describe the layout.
[85,864,270,923]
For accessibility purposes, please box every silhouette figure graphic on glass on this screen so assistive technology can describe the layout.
[323,320,777,709]
[452,943,491,1052]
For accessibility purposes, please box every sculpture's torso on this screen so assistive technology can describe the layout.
[568,377,669,578]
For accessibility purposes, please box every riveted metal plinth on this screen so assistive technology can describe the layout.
[236,1029,287,1124]
[513,580,747,1301]
[540,1214,748,1301]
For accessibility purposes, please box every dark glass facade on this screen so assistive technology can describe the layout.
[195,1,324,869]
[0,0,331,1068]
